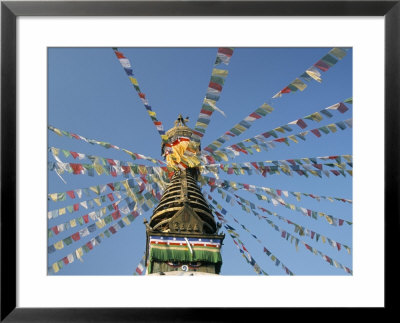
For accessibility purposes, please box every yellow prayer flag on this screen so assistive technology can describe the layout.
[52,262,59,273]
[148,110,156,117]
[96,219,106,229]
[59,208,66,215]
[274,127,286,133]
[259,103,274,113]
[122,217,131,226]
[53,128,63,136]
[329,47,347,60]
[327,124,337,133]
[291,78,307,91]
[196,122,208,128]
[288,135,298,143]
[235,124,247,132]
[90,186,100,195]
[76,248,84,262]
[306,68,322,83]
[54,240,64,250]
[94,164,104,175]
[325,215,334,225]
[70,219,77,228]
[129,77,139,85]
[51,147,60,156]
[93,198,101,206]
[49,193,58,202]
[214,151,228,162]
[212,68,229,77]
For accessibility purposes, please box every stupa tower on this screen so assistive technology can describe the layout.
[144,115,225,275]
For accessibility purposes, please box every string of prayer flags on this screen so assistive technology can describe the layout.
[192,48,234,142]
[48,193,153,255]
[48,210,142,274]
[133,253,147,275]
[48,175,166,207]
[203,176,352,226]
[204,170,351,203]
[49,147,165,170]
[200,160,352,179]
[202,103,274,153]
[272,48,349,98]
[112,48,168,142]
[209,189,352,274]
[301,241,352,274]
[210,100,351,159]
[49,160,169,181]
[48,193,124,221]
[47,198,127,238]
[48,125,163,165]
[205,118,353,162]
[213,198,294,275]
[212,187,351,254]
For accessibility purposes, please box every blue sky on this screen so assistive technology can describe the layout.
[48,47,352,275]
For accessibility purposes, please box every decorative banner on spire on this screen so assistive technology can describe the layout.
[272,48,349,99]
[205,118,353,162]
[48,125,163,165]
[112,48,168,142]
[192,48,234,142]
[209,99,351,157]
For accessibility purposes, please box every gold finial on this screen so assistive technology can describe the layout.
[174,114,189,127]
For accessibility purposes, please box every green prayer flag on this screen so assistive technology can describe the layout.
[63,236,73,246]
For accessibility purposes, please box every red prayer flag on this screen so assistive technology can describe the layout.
[67,190,76,199]
[109,226,116,234]
[62,257,69,265]
[121,166,130,174]
[314,60,330,72]
[51,226,59,235]
[70,133,80,140]
[111,210,121,220]
[70,163,84,174]
[311,129,321,137]
[218,47,233,56]
[200,108,213,116]
[107,183,115,191]
[281,86,291,94]
[115,51,125,59]
[106,159,116,165]
[296,119,308,129]
[337,102,349,113]
[86,241,93,250]
[138,92,146,99]
[73,204,79,211]
[83,214,89,223]
[70,151,79,159]
[71,232,80,241]
[249,112,262,119]
[208,82,223,92]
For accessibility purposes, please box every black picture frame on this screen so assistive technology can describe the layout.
[1,1,397,320]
